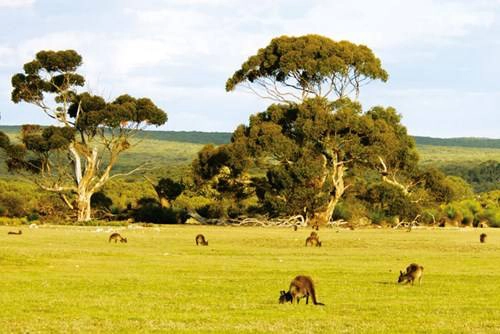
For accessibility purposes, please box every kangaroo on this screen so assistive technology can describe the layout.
[309,231,318,239]
[305,236,321,247]
[109,232,127,243]
[279,275,325,305]
[480,233,487,243]
[293,225,298,231]
[195,234,208,246]
[398,263,424,285]
[7,230,22,235]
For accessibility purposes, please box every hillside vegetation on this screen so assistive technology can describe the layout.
[2,126,499,175]
[414,136,500,149]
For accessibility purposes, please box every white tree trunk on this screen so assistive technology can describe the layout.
[77,193,92,222]
[310,153,346,226]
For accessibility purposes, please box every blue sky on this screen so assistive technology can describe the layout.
[0,0,499,138]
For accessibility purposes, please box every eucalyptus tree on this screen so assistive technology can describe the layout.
[226,34,388,101]
[4,50,167,221]
[194,35,417,225]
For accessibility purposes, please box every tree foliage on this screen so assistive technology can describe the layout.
[3,50,167,221]
[226,34,388,101]
[440,160,500,192]
[194,34,461,225]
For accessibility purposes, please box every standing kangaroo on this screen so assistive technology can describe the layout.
[398,263,424,285]
[279,275,325,305]
[109,233,127,243]
[195,234,208,246]
[7,230,22,235]
[480,233,487,243]
[305,234,321,247]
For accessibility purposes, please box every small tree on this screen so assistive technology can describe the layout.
[4,50,167,221]
[144,176,184,208]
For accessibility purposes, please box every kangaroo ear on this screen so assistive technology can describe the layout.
[400,270,403,275]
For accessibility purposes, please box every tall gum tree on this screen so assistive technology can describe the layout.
[219,34,417,225]
[5,50,167,221]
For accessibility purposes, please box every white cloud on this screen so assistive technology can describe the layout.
[0,0,34,7]
[2,0,499,136]
[121,0,496,72]
[285,0,495,50]
[363,88,500,138]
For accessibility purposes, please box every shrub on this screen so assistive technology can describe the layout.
[133,197,186,224]
[332,202,351,221]
[27,212,39,222]
[0,193,26,217]
[369,210,386,225]
[91,191,113,211]
[0,217,28,225]
[197,202,226,219]
[479,208,500,227]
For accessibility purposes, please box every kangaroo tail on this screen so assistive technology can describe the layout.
[310,284,324,306]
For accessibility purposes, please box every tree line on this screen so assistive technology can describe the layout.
[0,35,499,227]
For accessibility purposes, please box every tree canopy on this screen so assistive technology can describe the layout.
[193,35,430,225]
[226,34,388,101]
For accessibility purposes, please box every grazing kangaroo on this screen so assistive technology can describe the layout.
[279,275,325,305]
[305,236,321,247]
[293,225,298,231]
[398,263,424,285]
[7,230,22,235]
[480,233,487,243]
[195,234,208,246]
[109,232,127,243]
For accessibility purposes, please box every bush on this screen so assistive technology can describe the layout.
[101,179,156,211]
[332,202,351,221]
[0,179,67,218]
[0,193,26,217]
[173,193,213,211]
[27,212,39,222]
[91,191,113,211]
[133,197,186,224]
[197,202,226,219]
[0,217,28,225]
[443,194,500,227]
[479,208,500,227]
[369,210,386,225]
[421,208,441,225]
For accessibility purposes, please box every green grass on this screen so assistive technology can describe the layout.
[418,145,500,165]
[1,226,499,333]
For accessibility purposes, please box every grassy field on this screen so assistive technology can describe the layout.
[1,226,499,333]
[418,145,500,165]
